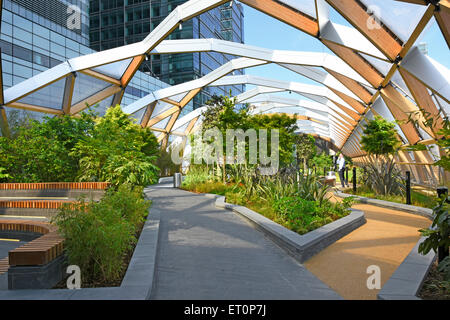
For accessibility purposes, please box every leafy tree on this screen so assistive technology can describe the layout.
[360,116,404,196]
[156,145,183,177]
[294,134,317,171]
[71,105,160,187]
[311,152,333,171]
[249,113,298,166]
[360,116,401,156]
[200,94,298,180]
[200,94,249,182]
[0,112,95,182]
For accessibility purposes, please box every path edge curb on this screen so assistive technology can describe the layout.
[377,236,436,300]
[205,193,366,264]
[334,190,433,219]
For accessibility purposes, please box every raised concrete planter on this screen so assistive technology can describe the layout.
[0,187,160,300]
[8,255,67,290]
[334,190,433,219]
[208,194,366,264]
[377,236,436,300]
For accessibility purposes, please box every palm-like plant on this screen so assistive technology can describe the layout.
[297,172,330,206]
[364,156,405,196]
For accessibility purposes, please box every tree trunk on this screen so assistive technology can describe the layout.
[223,154,226,184]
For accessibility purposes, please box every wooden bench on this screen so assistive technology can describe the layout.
[0,220,64,275]
[0,182,110,190]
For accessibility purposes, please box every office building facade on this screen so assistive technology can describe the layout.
[89,0,245,113]
[0,0,169,126]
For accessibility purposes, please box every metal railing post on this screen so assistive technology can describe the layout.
[406,171,411,205]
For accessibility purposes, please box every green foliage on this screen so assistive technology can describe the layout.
[419,196,450,258]
[360,116,401,156]
[364,157,405,196]
[438,256,450,281]
[349,184,436,209]
[200,94,298,167]
[0,106,160,187]
[434,118,450,172]
[183,165,353,236]
[249,113,298,166]
[256,174,298,204]
[51,184,150,283]
[71,105,160,187]
[359,116,404,196]
[271,193,353,234]
[100,184,149,233]
[297,172,330,206]
[156,145,181,177]
[0,113,95,182]
[311,152,333,171]
[182,165,214,188]
[294,134,317,169]
[0,167,11,181]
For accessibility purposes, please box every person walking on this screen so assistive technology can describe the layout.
[337,153,349,188]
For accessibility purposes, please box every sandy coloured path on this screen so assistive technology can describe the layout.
[304,196,431,300]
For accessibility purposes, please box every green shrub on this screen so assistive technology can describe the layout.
[52,184,150,283]
[72,105,160,187]
[100,184,149,233]
[438,256,450,281]
[182,165,213,189]
[272,197,316,218]
[419,196,449,262]
[272,195,353,234]
[0,113,95,182]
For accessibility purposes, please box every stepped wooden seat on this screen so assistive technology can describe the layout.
[0,220,64,275]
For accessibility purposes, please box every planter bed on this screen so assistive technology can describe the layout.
[203,193,366,264]
[334,190,433,219]
[0,187,160,300]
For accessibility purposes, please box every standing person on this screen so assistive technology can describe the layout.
[337,153,349,188]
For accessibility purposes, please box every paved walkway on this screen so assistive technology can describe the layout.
[146,183,341,300]
[304,193,431,300]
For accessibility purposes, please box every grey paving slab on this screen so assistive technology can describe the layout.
[146,184,341,300]
[0,240,26,260]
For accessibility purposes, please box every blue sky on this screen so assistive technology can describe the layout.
[241,3,449,94]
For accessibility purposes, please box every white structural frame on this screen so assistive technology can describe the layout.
[0,0,449,187]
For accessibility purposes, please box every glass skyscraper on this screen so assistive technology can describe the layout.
[0,0,171,132]
[89,0,245,113]
[0,0,169,127]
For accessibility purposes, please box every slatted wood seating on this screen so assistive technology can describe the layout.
[0,182,110,190]
[0,220,64,275]
[0,257,8,274]
[0,200,75,209]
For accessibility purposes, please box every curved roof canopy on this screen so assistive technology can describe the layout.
[1,0,449,185]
